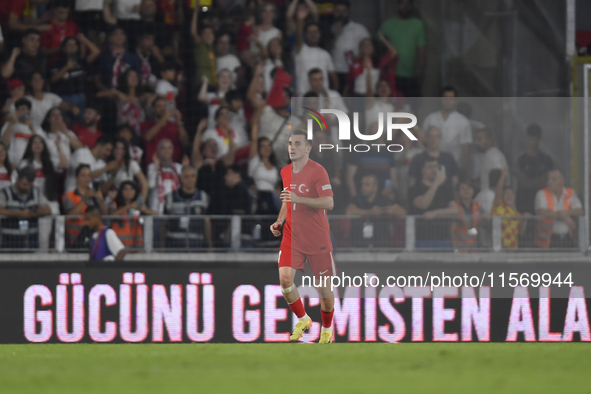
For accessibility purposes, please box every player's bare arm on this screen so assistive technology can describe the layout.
[279,190,334,210]
[270,201,287,237]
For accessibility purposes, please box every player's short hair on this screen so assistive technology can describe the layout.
[291,130,312,146]
[75,164,91,178]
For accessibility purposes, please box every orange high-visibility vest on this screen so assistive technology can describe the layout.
[63,190,87,246]
[111,211,144,248]
[535,188,574,248]
[453,199,480,250]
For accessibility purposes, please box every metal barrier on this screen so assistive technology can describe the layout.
[0,214,588,253]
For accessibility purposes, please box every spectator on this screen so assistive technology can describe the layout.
[191,6,217,86]
[155,62,179,99]
[255,71,298,167]
[98,68,147,134]
[135,0,173,57]
[135,30,163,90]
[0,166,51,249]
[250,3,282,56]
[309,130,343,210]
[222,164,254,244]
[215,32,241,84]
[305,68,348,119]
[42,108,83,169]
[22,72,80,128]
[163,165,212,249]
[379,0,425,98]
[236,9,257,67]
[73,0,106,44]
[492,167,529,249]
[456,101,485,187]
[285,0,318,47]
[365,79,394,129]
[1,29,46,83]
[40,0,80,57]
[110,180,156,248]
[85,204,127,260]
[147,139,183,214]
[345,38,383,97]
[116,124,143,163]
[346,123,398,198]
[72,107,103,148]
[1,98,52,167]
[95,26,140,93]
[294,7,338,95]
[408,126,458,189]
[5,0,51,34]
[103,0,141,33]
[201,106,239,162]
[346,173,406,216]
[535,169,583,249]
[474,168,502,215]
[248,113,280,214]
[102,138,148,200]
[516,124,554,215]
[408,156,458,248]
[451,179,484,251]
[198,69,234,109]
[2,78,26,121]
[207,90,250,149]
[140,96,188,166]
[50,35,101,119]
[19,135,60,204]
[0,142,13,190]
[330,0,370,91]
[474,127,508,193]
[345,173,406,247]
[262,37,286,94]
[193,122,229,215]
[422,86,472,171]
[65,136,114,192]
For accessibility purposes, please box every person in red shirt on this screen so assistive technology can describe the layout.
[270,129,336,344]
[40,0,79,58]
[140,96,189,166]
[72,107,102,148]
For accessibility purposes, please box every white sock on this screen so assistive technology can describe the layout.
[298,313,309,322]
[321,326,332,332]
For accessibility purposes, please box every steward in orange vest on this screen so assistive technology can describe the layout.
[534,187,575,248]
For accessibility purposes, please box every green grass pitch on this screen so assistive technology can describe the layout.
[0,343,588,393]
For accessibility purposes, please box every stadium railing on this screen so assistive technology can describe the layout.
[0,215,587,254]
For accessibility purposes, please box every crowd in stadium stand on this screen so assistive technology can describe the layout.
[0,0,584,251]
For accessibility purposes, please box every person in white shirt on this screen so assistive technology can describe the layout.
[102,138,149,200]
[154,62,179,98]
[1,98,54,167]
[206,90,249,150]
[147,139,183,214]
[215,32,241,84]
[293,7,338,95]
[201,106,240,161]
[422,86,472,172]
[104,0,141,22]
[474,128,508,192]
[262,37,285,94]
[0,143,13,190]
[474,168,502,215]
[330,0,370,88]
[535,169,584,248]
[197,69,233,111]
[23,72,80,127]
[250,3,282,54]
[248,110,280,214]
[65,136,114,192]
[365,79,395,130]
[43,108,83,170]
